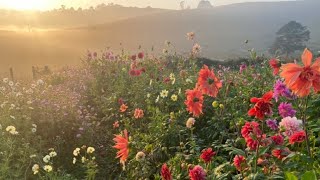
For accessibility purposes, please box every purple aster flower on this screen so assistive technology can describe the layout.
[273,80,294,102]
[266,119,278,130]
[278,102,296,118]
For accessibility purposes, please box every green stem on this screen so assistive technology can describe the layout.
[254,141,260,173]
[302,96,311,157]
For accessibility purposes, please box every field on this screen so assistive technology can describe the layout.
[0,35,320,178]
[1,1,320,179]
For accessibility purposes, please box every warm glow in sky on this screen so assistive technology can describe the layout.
[0,0,290,10]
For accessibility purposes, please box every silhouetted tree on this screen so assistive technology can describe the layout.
[180,1,185,10]
[269,21,310,55]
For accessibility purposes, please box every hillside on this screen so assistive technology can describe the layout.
[0,5,168,28]
[80,0,320,58]
[1,0,320,77]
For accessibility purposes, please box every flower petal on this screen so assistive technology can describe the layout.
[301,48,312,67]
[262,91,273,101]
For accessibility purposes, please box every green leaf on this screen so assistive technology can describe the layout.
[226,147,246,157]
[301,171,317,180]
[284,172,298,180]
[259,146,269,155]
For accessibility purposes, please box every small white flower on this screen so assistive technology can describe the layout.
[192,43,201,55]
[32,164,40,174]
[73,148,80,156]
[31,128,37,133]
[81,156,86,163]
[169,73,175,80]
[29,154,37,158]
[171,94,178,101]
[49,151,57,157]
[160,90,169,98]
[155,95,160,103]
[187,32,195,40]
[186,78,193,84]
[6,125,18,135]
[72,157,76,164]
[43,155,51,163]
[2,78,8,83]
[8,81,14,86]
[186,118,195,129]
[147,93,151,98]
[87,147,95,154]
[43,165,53,172]
[37,79,44,85]
[135,151,146,161]
[163,49,168,54]
[10,104,15,110]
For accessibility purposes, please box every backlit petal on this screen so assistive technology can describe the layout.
[301,48,312,67]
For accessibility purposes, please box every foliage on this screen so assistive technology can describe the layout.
[269,21,310,55]
[0,37,319,179]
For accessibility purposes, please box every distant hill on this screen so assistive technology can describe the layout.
[0,0,320,77]
[0,5,168,28]
[76,0,320,59]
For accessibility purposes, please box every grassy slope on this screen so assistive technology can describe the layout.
[0,0,319,77]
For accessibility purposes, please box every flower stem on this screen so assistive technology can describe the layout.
[302,96,311,157]
[254,143,260,173]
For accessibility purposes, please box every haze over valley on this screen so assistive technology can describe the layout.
[1,0,319,77]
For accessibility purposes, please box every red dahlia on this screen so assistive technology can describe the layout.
[289,130,306,144]
[269,58,281,75]
[200,148,216,163]
[160,163,172,180]
[233,155,246,171]
[248,91,273,120]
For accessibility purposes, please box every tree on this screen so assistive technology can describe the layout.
[269,21,310,55]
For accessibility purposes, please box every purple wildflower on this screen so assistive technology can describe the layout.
[278,102,296,118]
[87,51,92,60]
[266,119,278,130]
[93,52,97,58]
[239,64,247,74]
[273,80,293,102]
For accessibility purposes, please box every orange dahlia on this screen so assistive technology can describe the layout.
[197,65,222,97]
[185,88,204,117]
[113,129,129,165]
[119,104,128,112]
[134,108,144,119]
[280,48,320,97]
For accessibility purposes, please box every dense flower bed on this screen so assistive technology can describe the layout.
[0,36,319,179]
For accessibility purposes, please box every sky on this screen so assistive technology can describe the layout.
[0,0,293,10]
